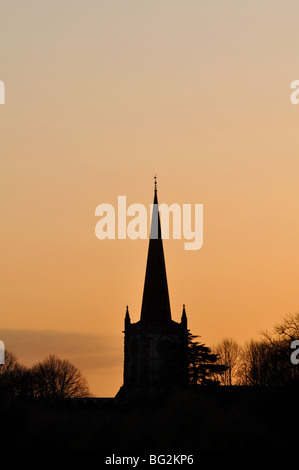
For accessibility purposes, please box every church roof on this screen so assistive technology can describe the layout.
[140,180,172,325]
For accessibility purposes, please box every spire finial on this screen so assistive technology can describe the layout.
[154,174,157,193]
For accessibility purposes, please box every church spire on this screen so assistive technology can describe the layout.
[140,178,172,325]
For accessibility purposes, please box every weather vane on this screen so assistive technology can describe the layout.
[154,174,157,191]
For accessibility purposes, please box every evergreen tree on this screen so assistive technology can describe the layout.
[187,332,227,385]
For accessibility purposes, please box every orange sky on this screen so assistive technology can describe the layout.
[1,1,299,396]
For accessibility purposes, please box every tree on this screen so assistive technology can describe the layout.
[0,350,26,402]
[29,354,90,399]
[259,311,299,385]
[214,338,241,385]
[262,311,299,345]
[187,332,227,386]
[238,340,274,386]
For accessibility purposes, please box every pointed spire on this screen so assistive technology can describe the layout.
[125,305,131,327]
[140,180,171,325]
[181,304,187,328]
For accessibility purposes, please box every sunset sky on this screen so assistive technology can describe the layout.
[1,1,299,396]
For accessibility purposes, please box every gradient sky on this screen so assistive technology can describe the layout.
[1,1,299,396]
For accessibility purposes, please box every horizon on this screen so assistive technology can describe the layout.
[2,1,299,397]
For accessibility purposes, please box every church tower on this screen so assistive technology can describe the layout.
[117,179,189,400]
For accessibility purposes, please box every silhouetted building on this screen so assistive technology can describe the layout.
[116,181,189,400]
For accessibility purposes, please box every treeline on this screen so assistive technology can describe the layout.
[212,312,299,386]
[0,353,91,404]
[187,311,299,387]
[1,312,298,404]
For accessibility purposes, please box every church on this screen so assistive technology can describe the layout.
[116,181,189,400]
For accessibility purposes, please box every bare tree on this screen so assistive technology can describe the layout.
[0,350,19,375]
[214,338,241,385]
[260,311,299,385]
[261,312,299,347]
[0,350,26,401]
[30,354,90,399]
[238,340,273,386]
